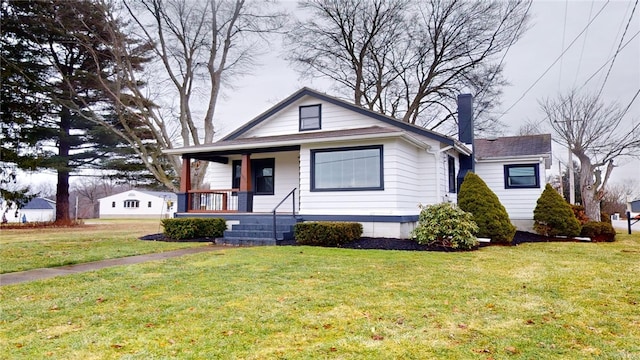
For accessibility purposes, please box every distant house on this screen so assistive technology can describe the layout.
[1,197,56,223]
[630,199,640,216]
[98,190,177,219]
[475,134,552,231]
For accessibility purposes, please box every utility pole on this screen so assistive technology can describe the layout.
[568,147,575,204]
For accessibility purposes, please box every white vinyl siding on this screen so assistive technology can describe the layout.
[299,138,440,216]
[242,96,382,137]
[98,190,176,219]
[475,159,546,220]
[205,151,300,213]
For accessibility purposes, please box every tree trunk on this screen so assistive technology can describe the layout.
[55,107,72,224]
[577,155,600,221]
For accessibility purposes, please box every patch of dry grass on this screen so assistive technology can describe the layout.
[1,232,639,359]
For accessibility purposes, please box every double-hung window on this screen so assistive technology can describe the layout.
[299,104,321,131]
[504,164,539,188]
[124,200,139,208]
[311,145,383,191]
[448,155,456,193]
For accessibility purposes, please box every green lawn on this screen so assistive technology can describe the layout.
[0,219,206,273]
[1,232,639,359]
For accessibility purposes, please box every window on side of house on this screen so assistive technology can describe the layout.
[448,155,456,193]
[299,104,321,131]
[124,200,140,208]
[311,145,383,191]
[148,201,152,208]
[504,164,539,189]
[111,201,116,208]
[231,158,275,195]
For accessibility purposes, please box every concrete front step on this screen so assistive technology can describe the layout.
[221,215,301,246]
[223,229,294,240]
[216,237,277,246]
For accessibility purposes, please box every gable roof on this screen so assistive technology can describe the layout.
[22,197,56,210]
[475,134,552,168]
[222,87,461,147]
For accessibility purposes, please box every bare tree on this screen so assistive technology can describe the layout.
[115,0,287,189]
[287,0,531,135]
[72,176,124,218]
[542,91,640,221]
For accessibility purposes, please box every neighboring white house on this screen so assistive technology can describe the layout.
[98,190,177,219]
[163,88,552,241]
[1,197,56,223]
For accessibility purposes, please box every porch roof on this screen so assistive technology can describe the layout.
[164,126,452,160]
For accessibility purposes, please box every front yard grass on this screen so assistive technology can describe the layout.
[0,219,205,273]
[1,232,639,359]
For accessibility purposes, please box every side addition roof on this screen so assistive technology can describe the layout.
[475,134,552,168]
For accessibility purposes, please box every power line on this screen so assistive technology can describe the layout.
[558,0,570,88]
[578,29,640,91]
[572,0,596,88]
[497,0,610,121]
[595,0,638,100]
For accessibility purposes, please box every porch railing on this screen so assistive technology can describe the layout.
[272,187,297,240]
[188,189,238,212]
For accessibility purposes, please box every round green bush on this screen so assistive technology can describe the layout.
[580,221,616,242]
[533,184,581,237]
[458,172,516,244]
[411,202,479,250]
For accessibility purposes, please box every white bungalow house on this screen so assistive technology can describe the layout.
[164,88,551,244]
[1,197,56,223]
[98,190,177,219]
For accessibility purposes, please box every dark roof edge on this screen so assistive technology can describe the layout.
[222,87,455,145]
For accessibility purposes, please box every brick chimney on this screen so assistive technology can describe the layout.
[456,94,474,191]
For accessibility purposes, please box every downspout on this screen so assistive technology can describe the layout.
[427,145,454,203]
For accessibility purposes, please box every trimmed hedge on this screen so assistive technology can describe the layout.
[294,222,363,247]
[580,221,616,242]
[161,218,227,240]
[458,172,516,244]
[534,184,581,237]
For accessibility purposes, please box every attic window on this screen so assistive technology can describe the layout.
[504,164,539,189]
[299,104,321,131]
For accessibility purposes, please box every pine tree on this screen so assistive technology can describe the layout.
[1,0,159,223]
[458,172,516,244]
[533,184,581,237]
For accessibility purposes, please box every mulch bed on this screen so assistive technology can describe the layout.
[140,231,583,251]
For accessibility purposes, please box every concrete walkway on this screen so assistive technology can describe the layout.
[1,246,225,286]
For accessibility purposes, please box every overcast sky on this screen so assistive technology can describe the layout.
[213,0,640,186]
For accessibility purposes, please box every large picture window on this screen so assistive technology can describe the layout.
[299,104,321,131]
[504,164,539,189]
[311,145,383,191]
[232,158,275,195]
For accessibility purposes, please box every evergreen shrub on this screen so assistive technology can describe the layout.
[411,202,479,250]
[162,218,227,240]
[571,204,590,225]
[294,222,362,247]
[458,172,516,244]
[533,184,581,237]
[580,221,616,242]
